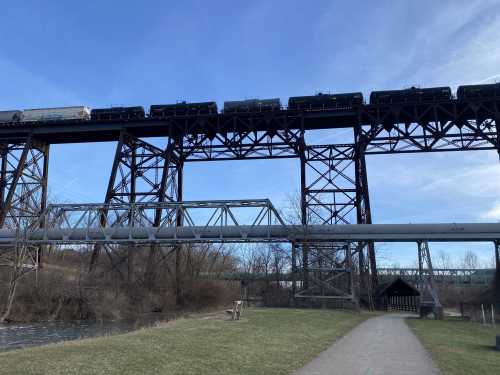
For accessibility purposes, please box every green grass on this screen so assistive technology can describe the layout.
[407,317,500,375]
[0,308,371,375]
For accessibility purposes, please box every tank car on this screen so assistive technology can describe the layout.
[456,83,500,101]
[223,98,281,113]
[90,106,145,121]
[288,92,363,111]
[22,106,91,122]
[150,101,218,118]
[369,87,452,105]
[0,110,23,123]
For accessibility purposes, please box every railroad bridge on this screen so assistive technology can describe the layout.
[0,88,499,313]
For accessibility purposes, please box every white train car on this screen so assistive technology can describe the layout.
[0,110,23,123]
[22,106,91,122]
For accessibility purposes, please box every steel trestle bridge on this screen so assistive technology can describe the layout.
[0,92,499,309]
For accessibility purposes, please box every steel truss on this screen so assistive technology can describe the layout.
[11,200,285,244]
[179,119,303,161]
[297,142,374,306]
[0,98,498,309]
[293,241,356,307]
[0,138,48,304]
[378,268,495,286]
[359,101,499,154]
[0,137,49,228]
[89,130,182,270]
[417,241,443,318]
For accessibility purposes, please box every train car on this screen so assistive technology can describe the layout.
[22,106,91,122]
[369,86,452,105]
[0,110,23,123]
[223,98,281,113]
[150,101,218,118]
[456,83,500,101]
[288,92,363,111]
[90,106,145,121]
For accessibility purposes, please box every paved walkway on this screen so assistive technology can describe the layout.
[294,314,440,375]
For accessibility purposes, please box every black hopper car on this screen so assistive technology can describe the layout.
[150,101,218,118]
[90,106,145,121]
[369,86,452,105]
[288,92,363,111]
[223,98,281,113]
[456,83,500,101]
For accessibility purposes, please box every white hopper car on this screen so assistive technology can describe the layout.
[0,110,23,122]
[21,106,91,122]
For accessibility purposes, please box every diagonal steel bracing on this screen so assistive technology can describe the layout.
[0,137,49,229]
[297,140,374,306]
[359,101,498,154]
[0,137,49,320]
[417,241,443,318]
[176,114,303,161]
[89,130,182,270]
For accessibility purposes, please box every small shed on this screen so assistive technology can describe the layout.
[376,277,420,312]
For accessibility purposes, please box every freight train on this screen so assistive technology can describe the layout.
[0,83,498,124]
[369,87,452,105]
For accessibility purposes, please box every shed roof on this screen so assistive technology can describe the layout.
[376,277,420,297]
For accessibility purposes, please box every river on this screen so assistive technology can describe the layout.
[0,316,172,352]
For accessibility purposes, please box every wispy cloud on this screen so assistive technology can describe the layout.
[0,57,82,108]
[421,163,500,198]
[481,202,500,220]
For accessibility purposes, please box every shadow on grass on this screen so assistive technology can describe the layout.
[476,343,499,352]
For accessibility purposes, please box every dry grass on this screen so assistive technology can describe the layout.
[407,317,500,375]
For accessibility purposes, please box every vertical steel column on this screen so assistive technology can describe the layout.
[417,241,443,319]
[495,240,500,311]
[0,144,8,216]
[355,127,377,287]
[299,134,309,293]
[291,241,297,303]
[175,157,184,305]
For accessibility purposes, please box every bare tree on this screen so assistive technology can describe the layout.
[436,250,454,269]
[461,250,479,269]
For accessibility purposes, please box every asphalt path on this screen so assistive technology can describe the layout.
[293,313,440,375]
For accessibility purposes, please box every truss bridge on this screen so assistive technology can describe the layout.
[1,88,499,311]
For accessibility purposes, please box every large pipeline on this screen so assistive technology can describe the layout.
[0,223,499,245]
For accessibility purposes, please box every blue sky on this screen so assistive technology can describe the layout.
[1,0,499,266]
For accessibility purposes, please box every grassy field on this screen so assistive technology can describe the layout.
[407,317,500,375]
[0,308,370,375]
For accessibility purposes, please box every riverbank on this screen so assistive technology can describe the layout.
[0,308,371,375]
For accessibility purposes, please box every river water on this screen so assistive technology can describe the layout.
[0,316,170,352]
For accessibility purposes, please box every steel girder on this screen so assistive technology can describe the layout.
[358,101,498,154]
[177,115,303,160]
